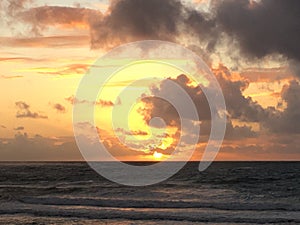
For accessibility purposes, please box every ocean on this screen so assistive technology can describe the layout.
[0,162,299,224]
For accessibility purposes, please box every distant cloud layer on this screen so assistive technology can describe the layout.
[0,133,82,161]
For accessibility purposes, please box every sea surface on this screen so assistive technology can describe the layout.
[0,162,299,224]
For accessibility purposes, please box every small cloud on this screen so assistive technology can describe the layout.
[65,95,89,105]
[53,103,66,113]
[95,99,114,107]
[15,101,48,119]
[14,126,24,131]
[65,95,115,107]
[115,128,149,136]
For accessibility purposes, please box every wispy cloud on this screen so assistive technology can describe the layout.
[115,128,149,136]
[30,64,90,76]
[0,36,90,48]
[1,75,23,79]
[65,95,116,107]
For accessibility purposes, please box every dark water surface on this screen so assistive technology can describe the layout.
[0,162,299,224]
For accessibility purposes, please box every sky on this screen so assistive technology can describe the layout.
[0,0,300,161]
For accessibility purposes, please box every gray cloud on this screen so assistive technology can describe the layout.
[215,67,273,123]
[216,0,300,76]
[216,0,300,61]
[142,67,271,125]
[91,0,182,48]
[15,101,48,119]
[140,71,260,140]
[90,0,300,69]
[142,70,300,141]
[264,80,300,134]
[9,0,299,75]
[90,0,218,50]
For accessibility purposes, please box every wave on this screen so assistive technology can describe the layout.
[0,202,299,224]
[20,196,300,211]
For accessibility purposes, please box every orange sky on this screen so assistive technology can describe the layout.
[0,0,299,161]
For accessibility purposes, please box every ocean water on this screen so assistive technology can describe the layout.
[0,162,299,224]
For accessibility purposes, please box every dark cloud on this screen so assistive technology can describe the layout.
[141,74,210,127]
[141,69,300,141]
[13,0,215,51]
[4,0,299,73]
[215,66,271,122]
[15,101,48,119]
[90,0,183,48]
[90,0,219,50]
[94,0,299,76]
[216,0,300,61]
[216,0,300,76]
[89,0,300,68]
[264,80,300,134]
[53,103,66,113]
[142,66,272,125]
[140,69,262,141]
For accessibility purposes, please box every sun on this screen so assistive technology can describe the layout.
[153,151,163,160]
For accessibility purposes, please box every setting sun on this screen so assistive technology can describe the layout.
[153,151,163,160]
[0,0,299,223]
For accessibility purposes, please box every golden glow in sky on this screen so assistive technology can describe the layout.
[0,0,299,161]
